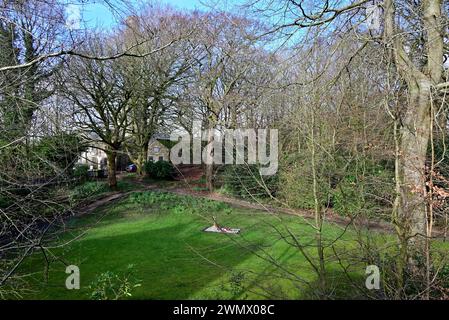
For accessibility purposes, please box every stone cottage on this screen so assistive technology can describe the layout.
[147,138,171,162]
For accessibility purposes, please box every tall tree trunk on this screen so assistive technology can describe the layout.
[205,114,217,192]
[136,143,149,176]
[205,131,214,192]
[393,79,433,299]
[384,0,443,277]
[398,83,431,252]
[106,150,118,190]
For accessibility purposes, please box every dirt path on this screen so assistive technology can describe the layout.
[75,182,154,215]
[77,192,127,215]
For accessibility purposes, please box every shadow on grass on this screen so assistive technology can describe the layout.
[20,221,258,300]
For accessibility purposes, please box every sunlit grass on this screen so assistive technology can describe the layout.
[17,191,396,300]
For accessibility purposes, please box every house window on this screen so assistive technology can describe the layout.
[159,156,163,162]
[149,156,154,162]
[153,147,160,153]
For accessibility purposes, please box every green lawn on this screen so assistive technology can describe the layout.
[17,191,387,300]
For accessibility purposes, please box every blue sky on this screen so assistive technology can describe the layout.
[79,0,233,29]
